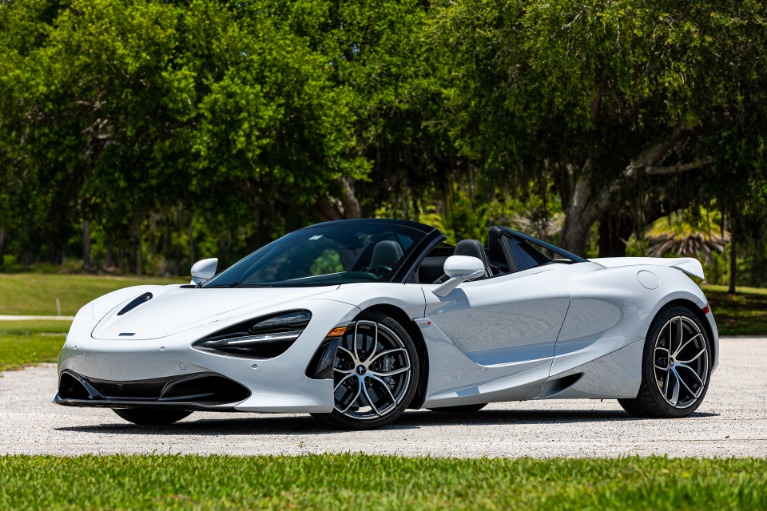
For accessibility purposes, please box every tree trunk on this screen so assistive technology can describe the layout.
[558,178,601,256]
[131,224,142,275]
[728,225,737,294]
[315,176,362,220]
[188,222,196,265]
[559,212,592,256]
[118,244,125,272]
[82,220,92,271]
[338,176,362,218]
[106,242,113,269]
[558,127,708,256]
[598,211,632,258]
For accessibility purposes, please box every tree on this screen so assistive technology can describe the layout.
[429,0,767,254]
[0,0,374,271]
[255,0,455,220]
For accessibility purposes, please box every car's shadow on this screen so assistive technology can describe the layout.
[56,408,720,436]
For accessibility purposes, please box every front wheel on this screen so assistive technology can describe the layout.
[112,408,192,425]
[312,311,420,430]
[619,305,712,418]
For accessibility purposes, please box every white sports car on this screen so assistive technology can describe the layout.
[55,219,718,429]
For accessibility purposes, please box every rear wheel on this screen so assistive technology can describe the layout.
[112,408,192,425]
[619,305,711,418]
[312,311,419,430]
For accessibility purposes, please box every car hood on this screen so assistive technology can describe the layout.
[91,285,339,340]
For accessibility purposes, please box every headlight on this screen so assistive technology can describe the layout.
[193,310,311,359]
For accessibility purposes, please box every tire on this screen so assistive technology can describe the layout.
[112,408,192,425]
[312,311,420,430]
[428,403,487,413]
[618,305,712,418]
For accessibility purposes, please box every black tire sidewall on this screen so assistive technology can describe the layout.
[319,311,420,430]
[641,305,712,418]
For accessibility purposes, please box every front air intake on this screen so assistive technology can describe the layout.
[56,371,251,407]
[59,372,92,400]
[160,374,251,404]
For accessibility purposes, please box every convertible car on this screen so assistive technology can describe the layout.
[55,219,718,429]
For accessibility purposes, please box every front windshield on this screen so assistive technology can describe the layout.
[203,221,427,287]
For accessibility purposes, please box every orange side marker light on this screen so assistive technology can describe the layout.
[326,326,347,338]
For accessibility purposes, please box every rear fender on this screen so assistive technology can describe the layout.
[590,257,704,280]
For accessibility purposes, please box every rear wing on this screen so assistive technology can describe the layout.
[589,257,704,280]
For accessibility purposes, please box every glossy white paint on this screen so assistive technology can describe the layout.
[591,256,704,280]
[421,265,575,406]
[91,286,338,340]
[57,249,719,415]
[637,270,659,290]
[190,258,218,285]
[432,255,486,297]
[62,293,359,412]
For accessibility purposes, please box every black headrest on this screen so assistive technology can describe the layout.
[454,239,492,277]
[455,239,484,259]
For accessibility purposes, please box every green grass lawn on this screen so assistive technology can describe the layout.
[0,334,64,371]
[0,454,765,510]
[0,321,70,371]
[0,320,72,334]
[0,273,185,316]
[702,285,767,336]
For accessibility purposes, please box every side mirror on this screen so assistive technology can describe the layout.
[191,258,218,286]
[432,255,486,297]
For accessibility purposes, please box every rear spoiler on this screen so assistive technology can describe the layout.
[589,257,705,280]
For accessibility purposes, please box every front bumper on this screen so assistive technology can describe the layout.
[56,298,360,413]
[54,370,250,411]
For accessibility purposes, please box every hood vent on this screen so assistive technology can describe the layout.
[117,292,153,316]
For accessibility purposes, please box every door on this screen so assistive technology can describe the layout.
[420,265,571,406]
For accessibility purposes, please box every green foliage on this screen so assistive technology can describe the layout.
[645,208,728,262]
[428,0,767,255]
[701,251,730,287]
[1,0,767,277]
[0,0,382,271]
[1,455,766,510]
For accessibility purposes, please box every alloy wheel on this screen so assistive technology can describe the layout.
[652,315,709,409]
[332,320,413,421]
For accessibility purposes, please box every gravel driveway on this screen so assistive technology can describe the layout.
[1,337,765,458]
